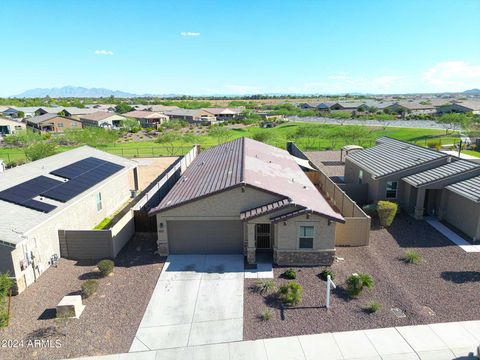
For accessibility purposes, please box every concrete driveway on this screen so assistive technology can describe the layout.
[130,254,244,352]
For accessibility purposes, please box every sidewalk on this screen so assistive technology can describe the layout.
[73,320,480,360]
[426,217,480,252]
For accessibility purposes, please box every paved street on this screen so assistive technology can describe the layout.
[130,255,244,352]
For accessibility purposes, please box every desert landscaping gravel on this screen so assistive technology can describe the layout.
[244,214,480,340]
[0,237,164,360]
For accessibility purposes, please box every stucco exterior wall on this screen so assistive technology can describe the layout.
[11,169,135,293]
[443,190,480,241]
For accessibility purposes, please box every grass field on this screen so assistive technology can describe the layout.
[0,123,459,163]
[462,149,480,158]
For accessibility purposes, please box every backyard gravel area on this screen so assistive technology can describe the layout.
[244,214,480,340]
[0,237,164,360]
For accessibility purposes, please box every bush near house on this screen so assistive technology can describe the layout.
[261,308,272,321]
[403,250,423,264]
[319,269,335,281]
[346,273,375,297]
[278,281,303,306]
[97,259,114,277]
[362,204,377,217]
[282,268,297,279]
[377,201,398,227]
[365,301,382,314]
[81,280,99,299]
[254,279,275,295]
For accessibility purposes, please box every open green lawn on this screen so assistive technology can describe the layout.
[0,123,459,163]
[462,149,480,158]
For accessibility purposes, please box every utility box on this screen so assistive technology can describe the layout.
[56,295,85,319]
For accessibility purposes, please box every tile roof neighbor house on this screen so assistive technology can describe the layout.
[342,136,480,242]
[0,117,26,135]
[122,110,169,128]
[0,146,138,294]
[437,100,480,114]
[385,101,436,114]
[164,108,216,123]
[79,111,127,128]
[150,137,344,265]
[148,105,180,112]
[202,107,243,120]
[26,113,82,133]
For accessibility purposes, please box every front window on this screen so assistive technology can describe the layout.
[298,226,314,249]
[386,181,398,199]
[96,192,103,211]
[58,122,64,127]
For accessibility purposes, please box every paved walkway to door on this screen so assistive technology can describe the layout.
[426,217,480,252]
[130,255,244,352]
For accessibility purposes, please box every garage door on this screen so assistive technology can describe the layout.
[168,220,244,254]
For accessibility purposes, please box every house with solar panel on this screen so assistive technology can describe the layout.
[343,137,480,242]
[0,147,138,293]
[149,137,345,266]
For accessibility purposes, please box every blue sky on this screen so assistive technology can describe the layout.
[1,0,479,96]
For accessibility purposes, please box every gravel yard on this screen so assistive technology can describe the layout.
[0,237,164,360]
[244,214,480,340]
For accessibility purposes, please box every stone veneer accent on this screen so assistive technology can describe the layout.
[273,249,335,266]
[247,248,256,264]
[157,241,169,256]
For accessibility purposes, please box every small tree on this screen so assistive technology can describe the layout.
[278,281,303,306]
[208,125,233,144]
[115,103,133,114]
[156,132,180,155]
[24,142,57,161]
[377,201,398,227]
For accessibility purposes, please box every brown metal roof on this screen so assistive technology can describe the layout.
[149,137,344,222]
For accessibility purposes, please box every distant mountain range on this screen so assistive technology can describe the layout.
[463,88,480,94]
[12,86,140,98]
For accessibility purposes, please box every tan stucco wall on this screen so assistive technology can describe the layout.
[10,169,135,293]
[443,190,480,241]
[0,118,26,134]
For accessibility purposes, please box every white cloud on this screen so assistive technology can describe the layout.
[94,49,114,56]
[423,61,480,91]
[180,32,200,37]
[327,72,351,81]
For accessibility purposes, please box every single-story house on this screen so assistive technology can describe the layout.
[11,107,44,118]
[343,136,480,242]
[79,112,127,128]
[385,102,436,115]
[85,104,117,112]
[330,101,367,111]
[122,110,169,128]
[0,106,20,118]
[149,137,344,265]
[0,117,26,135]
[0,146,138,293]
[149,105,180,113]
[26,113,82,133]
[202,107,243,120]
[164,109,216,124]
[344,137,449,204]
[436,101,480,115]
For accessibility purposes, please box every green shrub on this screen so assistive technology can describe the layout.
[261,309,272,321]
[319,269,334,281]
[254,279,275,295]
[403,250,422,264]
[278,281,303,306]
[0,272,14,297]
[282,269,297,279]
[97,259,114,277]
[81,280,99,299]
[365,301,381,314]
[346,273,374,297]
[362,204,377,217]
[377,201,398,227]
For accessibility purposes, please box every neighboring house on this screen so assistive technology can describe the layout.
[61,107,102,118]
[202,107,243,120]
[385,102,436,115]
[343,136,480,242]
[149,137,344,265]
[85,104,117,112]
[330,101,366,111]
[298,102,322,110]
[0,146,138,293]
[0,106,19,118]
[79,112,127,128]
[344,137,449,204]
[26,113,82,133]
[437,101,480,115]
[149,105,180,113]
[122,110,169,128]
[164,109,216,124]
[12,107,43,118]
[0,118,26,135]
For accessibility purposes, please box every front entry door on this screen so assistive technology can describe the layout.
[255,224,271,249]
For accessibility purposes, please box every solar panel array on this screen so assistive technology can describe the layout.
[0,157,125,213]
[0,176,63,213]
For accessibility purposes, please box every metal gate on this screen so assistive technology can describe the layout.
[255,224,271,249]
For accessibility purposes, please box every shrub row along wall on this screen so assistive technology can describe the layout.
[305,165,371,247]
